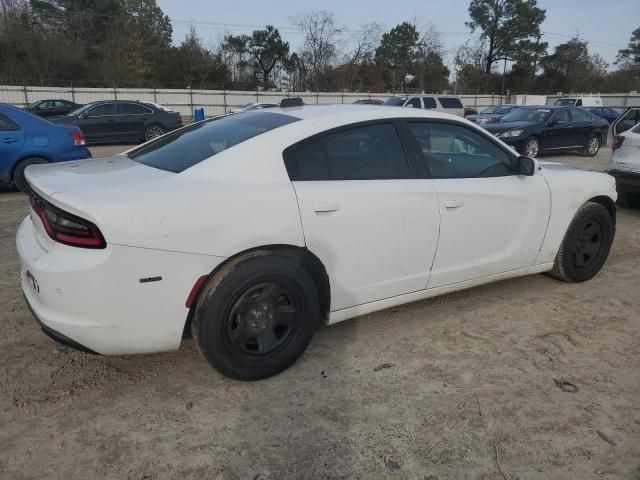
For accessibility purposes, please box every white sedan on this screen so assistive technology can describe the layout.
[17,103,617,380]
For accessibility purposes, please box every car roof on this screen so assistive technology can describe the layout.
[267,104,459,122]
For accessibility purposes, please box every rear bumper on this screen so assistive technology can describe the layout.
[17,216,224,355]
[609,169,640,191]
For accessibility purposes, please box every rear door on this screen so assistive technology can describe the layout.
[116,102,153,140]
[0,111,26,175]
[405,120,550,287]
[569,108,595,146]
[78,103,117,142]
[285,121,440,311]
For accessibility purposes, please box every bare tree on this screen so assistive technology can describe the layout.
[343,22,382,91]
[292,10,341,91]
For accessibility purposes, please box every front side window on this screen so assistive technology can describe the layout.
[549,109,570,124]
[0,112,20,131]
[406,97,422,109]
[130,111,299,173]
[87,104,116,116]
[284,123,411,181]
[408,122,513,179]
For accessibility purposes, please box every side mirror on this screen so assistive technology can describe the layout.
[517,155,537,176]
[79,112,88,119]
[405,103,414,108]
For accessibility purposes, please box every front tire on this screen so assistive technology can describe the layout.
[192,252,320,380]
[584,134,601,157]
[524,137,540,158]
[13,157,48,193]
[549,202,614,282]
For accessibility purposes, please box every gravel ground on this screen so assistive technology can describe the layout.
[1,147,639,479]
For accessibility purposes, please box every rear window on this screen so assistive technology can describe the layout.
[438,97,463,109]
[129,111,299,173]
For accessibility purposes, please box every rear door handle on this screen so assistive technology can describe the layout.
[445,199,464,209]
[313,203,340,213]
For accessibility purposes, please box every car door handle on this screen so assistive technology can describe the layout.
[2,138,17,143]
[313,203,340,213]
[445,200,464,209]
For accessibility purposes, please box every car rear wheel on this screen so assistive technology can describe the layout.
[524,137,539,158]
[549,202,614,283]
[192,251,320,380]
[584,134,600,156]
[13,157,48,193]
[144,124,165,142]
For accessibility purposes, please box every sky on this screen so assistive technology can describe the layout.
[156,0,639,71]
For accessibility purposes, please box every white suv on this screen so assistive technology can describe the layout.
[609,107,640,208]
[383,95,464,117]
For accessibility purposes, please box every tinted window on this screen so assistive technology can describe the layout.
[284,123,410,181]
[383,97,406,106]
[614,109,640,134]
[130,111,299,173]
[550,109,570,124]
[571,108,591,122]
[0,112,20,131]
[501,107,552,123]
[119,103,152,115]
[423,97,437,109]
[406,97,422,109]
[438,97,463,109]
[87,104,115,116]
[408,122,513,178]
[554,99,576,106]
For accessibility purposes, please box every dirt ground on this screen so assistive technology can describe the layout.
[1,146,639,480]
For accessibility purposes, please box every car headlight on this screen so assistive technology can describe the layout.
[498,129,524,138]
[476,118,489,124]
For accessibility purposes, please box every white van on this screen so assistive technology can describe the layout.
[383,95,465,117]
[554,95,603,107]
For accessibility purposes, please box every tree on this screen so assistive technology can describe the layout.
[220,34,251,84]
[375,22,419,92]
[415,24,448,92]
[466,0,545,73]
[292,10,341,91]
[342,22,382,91]
[616,26,640,69]
[248,25,289,88]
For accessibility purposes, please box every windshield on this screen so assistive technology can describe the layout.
[500,107,552,123]
[67,104,93,116]
[554,98,576,106]
[128,111,299,173]
[481,105,507,115]
[383,97,406,106]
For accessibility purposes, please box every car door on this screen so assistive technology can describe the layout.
[609,108,640,144]
[78,103,118,142]
[0,111,26,174]
[542,108,576,149]
[284,121,440,311]
[405,120,550,288]
[117,102,152,140]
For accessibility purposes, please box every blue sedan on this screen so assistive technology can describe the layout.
[0,103,91,192]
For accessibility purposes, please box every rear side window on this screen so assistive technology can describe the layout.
[284,123,411,180]
[571,108,591,122]
[119,103,152,115]
[423,97,437,109]
[438,97,463,109]
[0,112,20,131]
[87,104,115,116]
[129,111,299,173]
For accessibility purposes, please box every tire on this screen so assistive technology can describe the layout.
[13,157,48,193]
[549,202,614,283]
[144,124,165,142]
[584,133,601,157]
[192,251,320,380]
[523,137,540,158]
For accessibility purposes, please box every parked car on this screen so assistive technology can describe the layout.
[0,103,90,192]
[24,99,82,118]
[235,102,279,112]
[609,108,640,208]
[18,103,617,380]
[383,94,465,116]
[466,104,520,125]
[583,106,619,124]
[463,106,478,117]
[50,100,182,144]
[554,95,603,107]
[353,99,384,105]
[482,106,609,157]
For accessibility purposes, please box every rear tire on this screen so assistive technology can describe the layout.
[13,157,48,193]
[144,124,165,142]
[192,251,320,380]
[549,202,614,283]
[584,134,601,157]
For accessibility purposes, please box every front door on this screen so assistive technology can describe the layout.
[542,108,578,150]
[78,103,118,142]
[404,120,551,288]
[285,122,440,311]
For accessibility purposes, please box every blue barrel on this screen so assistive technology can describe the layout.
[194,108,205,122]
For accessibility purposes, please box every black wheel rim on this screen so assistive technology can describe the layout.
[572,219,604,269]
[225,282,300,356]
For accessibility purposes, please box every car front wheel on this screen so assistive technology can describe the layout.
[524,137,539,158]
[549,202,614,282]
[192,251,320,380]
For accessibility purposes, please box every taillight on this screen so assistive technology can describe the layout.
[70,131,86,147]
[176,113,182,123]
[611,135,625,151]
[30,195,105,249]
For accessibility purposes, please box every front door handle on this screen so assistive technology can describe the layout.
[313,203,340,213]
[445,199,464,209]
[2,138,17,143]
